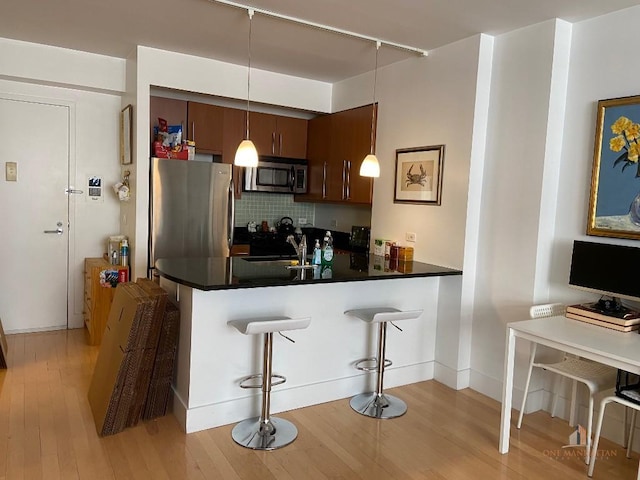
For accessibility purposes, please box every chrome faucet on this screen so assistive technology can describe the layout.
[286,234,307,265]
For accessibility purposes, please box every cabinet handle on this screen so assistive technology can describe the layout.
[346,160,351,200]
[192,122,195,142]
[342,160,347,200]
[279,133,283,155]
[322,161,327,199]
[272,132,276,155]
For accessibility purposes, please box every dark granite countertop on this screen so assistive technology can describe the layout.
[155,254,462,291]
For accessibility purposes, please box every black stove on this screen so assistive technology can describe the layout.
[249,232,298,257]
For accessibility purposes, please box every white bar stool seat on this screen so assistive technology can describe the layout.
[345,307,423,419]
[228,315,311,450]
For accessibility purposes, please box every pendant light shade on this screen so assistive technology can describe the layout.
[360,41,381,178]
[235,139,258,166]
[234,9,258,168]
[360,154,380,177]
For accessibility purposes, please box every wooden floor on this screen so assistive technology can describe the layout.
[0,329,638,480]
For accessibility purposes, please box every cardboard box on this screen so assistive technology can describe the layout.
[87,282,155,436]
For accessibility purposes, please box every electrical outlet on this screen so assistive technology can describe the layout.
[406,232,417,243]
[298,217,307,225]
[330,219,338,228]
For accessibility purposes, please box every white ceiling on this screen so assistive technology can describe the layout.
[2,0,640,83]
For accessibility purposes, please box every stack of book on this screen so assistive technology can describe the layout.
[566,302,640,332]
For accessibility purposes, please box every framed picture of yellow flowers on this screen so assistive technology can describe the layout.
[588,95,640,239]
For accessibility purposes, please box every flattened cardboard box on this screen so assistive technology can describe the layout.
[87,282,155,436]
[143,299,180,420]
[125,278,169,427]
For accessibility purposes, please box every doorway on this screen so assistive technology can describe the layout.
[0,95,72,332]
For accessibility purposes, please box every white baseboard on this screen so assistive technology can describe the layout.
[173,361,435,433]
[434,362,470,390]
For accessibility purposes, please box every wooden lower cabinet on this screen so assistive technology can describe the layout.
[83,258,127,346]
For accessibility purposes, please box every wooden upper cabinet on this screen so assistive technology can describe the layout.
[343,104,375,204]
[150,96,187,146]
[222,107,247,198]
[187,102,224,154]
[249,112,307,159]
[276,116,307,159]
[296,104,375,205]
[299,114,332,201]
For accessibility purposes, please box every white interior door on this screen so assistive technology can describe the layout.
[0,96,69,332]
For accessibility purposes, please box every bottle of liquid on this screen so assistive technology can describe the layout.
[120,239,129,267]
[321,231,333,266]
[312,239,321,265]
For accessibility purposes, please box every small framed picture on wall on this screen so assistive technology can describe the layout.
[394,145,445,205]
[120,104,133,165]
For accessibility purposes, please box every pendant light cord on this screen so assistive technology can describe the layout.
[246,9,254,140]
[370,41,380,155]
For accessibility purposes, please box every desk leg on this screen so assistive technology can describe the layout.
[500,326,516,453]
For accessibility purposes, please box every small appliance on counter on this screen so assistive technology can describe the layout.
[349,226,371,253]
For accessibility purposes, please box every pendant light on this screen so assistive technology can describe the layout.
[234,8,259,167]
[360,41,381,178]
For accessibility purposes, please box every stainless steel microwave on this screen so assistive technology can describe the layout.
[243,158,308,194]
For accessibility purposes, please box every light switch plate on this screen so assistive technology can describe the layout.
[5,162,17,182]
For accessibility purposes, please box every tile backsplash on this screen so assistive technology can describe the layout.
[235,192,315,228]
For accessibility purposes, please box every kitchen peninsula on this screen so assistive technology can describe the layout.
[156,254,461,433]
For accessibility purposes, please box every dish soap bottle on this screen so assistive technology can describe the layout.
[321,231,333,267]
[312,239,321,265]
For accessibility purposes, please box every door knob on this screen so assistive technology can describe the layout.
[44,222,64,234]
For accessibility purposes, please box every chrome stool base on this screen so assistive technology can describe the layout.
[350,392,407,419]
[231,416,298,450]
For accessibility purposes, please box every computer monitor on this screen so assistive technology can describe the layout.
[569,240,640,304]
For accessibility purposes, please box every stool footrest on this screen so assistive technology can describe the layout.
[354,357,392,372]
[239,373,286,389]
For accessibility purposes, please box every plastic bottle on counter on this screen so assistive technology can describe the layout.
[120,239,129,267]
[312,239,321,265]
[321,231,333,267]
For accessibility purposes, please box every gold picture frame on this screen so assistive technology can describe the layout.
[120,104,133,165]
[394,145,445,205]
[588,95,640,239]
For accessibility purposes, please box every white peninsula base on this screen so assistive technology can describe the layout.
[161,277,444,434]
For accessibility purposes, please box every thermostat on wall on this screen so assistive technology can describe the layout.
[87,175,103,202]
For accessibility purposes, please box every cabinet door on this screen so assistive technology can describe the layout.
[276,116,308,159]
[222,107,247,198]
[297,114,331,201]
[188,102,224,153]
[150,96,187,146]
[249,111,278,156]
[345,104,375,204]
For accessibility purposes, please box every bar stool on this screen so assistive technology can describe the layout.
[345,307,423,419]
[227,315,311,450]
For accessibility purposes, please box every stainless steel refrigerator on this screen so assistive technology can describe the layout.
[148,158,234,278]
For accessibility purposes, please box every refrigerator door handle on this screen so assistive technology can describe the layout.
[228,177,235,249]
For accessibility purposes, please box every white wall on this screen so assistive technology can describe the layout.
[0,39,126,329]
[332,35,490,389]
[469,19,572,405]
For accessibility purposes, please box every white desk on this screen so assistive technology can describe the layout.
[499,315,640,453]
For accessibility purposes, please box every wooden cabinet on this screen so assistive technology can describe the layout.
[83,258,123,346]
[150,96,187,145]
[297,104,375,205]
[187,102,224,153]
[250,112,307,159]
[222,107,247,198]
